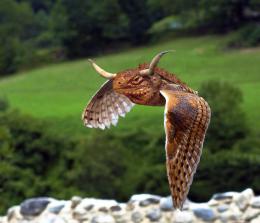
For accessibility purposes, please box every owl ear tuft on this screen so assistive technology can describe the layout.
[140,50,175,75]
[88,59,117,79]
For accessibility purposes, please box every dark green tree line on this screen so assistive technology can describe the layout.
[0,80,259,213]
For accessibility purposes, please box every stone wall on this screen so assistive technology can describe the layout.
[1,188,260,223]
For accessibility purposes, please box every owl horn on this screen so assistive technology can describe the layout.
[88,59,117,79]
[140,50,175,75]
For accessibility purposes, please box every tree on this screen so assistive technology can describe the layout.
[0,0,40,74]
[118,0,153,44]
[61,0,130,57]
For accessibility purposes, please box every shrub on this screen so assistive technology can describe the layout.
[0,110,76,213]
[227,24,260,48]
[190,150,260,201]
[199,80,249,152]
[0,96,9,112]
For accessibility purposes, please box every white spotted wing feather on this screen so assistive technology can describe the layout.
[82,80,135,129]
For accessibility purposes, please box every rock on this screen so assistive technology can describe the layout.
[190,203,216,222]
[39,213,65,223]
[160,196,173,211]
[212,192,239,201]
[217,204,229,213]
[173,210,194,223]
[129,194,161,207]
[85,204,94,211]
[48,201,66,214]
[251,215,260,223]
[182,199,190,210]
[7,206,18,221]
[146,208,161,222]
[81,198,118,210]
[220,203,242,222]
[48,204,64,214]
[233,188,254,211]
[20,197,51,216]
[139,198,160,207]
[110,205,122,212]
[91,215,115,223]
[193,208,216,221]
[73,205,87,221]
[0,217,6,223]
[207,199,219,207]
[110,206,125,216]
[71,196,82,209]
[99,207,109,213]
[251,196,260,208]
[243,207,260,221]
[126,202,135,211]
[131,211,143,223]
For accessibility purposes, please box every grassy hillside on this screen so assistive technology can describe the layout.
[0,35,259,135]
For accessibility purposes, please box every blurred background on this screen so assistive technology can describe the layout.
[0,0,260,214]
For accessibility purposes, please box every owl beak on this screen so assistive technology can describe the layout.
[88,59,117,79]
[140,50,175,75]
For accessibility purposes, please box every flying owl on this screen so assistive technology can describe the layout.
[82,51,211,209]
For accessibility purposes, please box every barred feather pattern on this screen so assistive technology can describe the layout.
[160,90,211,210]
[82,80,135,129]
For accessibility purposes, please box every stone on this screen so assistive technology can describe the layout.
[73,205,87,221]
[7,206,18,221]
[146,208,161,222]
[85,204,94,211]
[207,199,219,207]
[39,213,65,223]
[212,191,239,201]
[251,215,260,223]
[233,188,254,211]
[160,196,173,211]
[91,215,115,223]
[139,197,160,207]
[48,201,66,214]
[182,199,190,210]
[111,207,128,223]
[48,204,64,214]
[193,208,216,221]
[130,194,161,203]
[110,205,122,212]
[81,198,118,210]
[173,210,194,223]
[131,211,143,223]
[243,207,260,221]
[217,204,229,213]
[251,196,260,208]
[190,203,216,222]
[220,203,242,222]
[71,196,82,209]
[99,207,109,213]
[126,203,135,211]
[0,217,5,223]
[20,197,51,216]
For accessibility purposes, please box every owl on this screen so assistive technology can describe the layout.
[82,51,211,209]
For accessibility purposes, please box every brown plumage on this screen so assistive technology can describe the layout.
[82,51,211,210]
[82,80,134,129]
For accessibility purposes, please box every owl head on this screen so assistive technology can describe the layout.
[88,51,173,105]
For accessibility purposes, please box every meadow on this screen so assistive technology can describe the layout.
[0,35,259,136]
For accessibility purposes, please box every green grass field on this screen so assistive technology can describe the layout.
[0,35,259,135]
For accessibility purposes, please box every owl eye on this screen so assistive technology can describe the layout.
[131,76,143,85]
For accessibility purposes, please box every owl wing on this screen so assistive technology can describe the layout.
[160,89,211,210]
[82,80,135,129]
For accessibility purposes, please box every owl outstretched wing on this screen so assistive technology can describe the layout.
[82,80,135,129]
[160,89,211,209]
